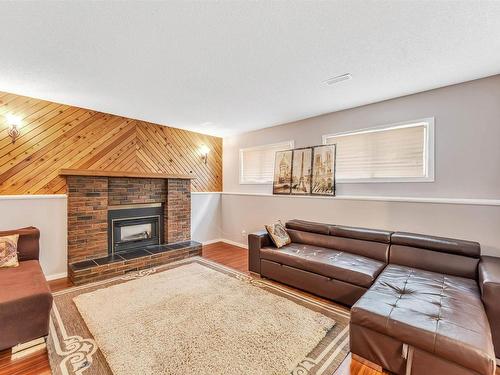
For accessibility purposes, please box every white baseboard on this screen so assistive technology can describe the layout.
[45,272,68,281]
[221,238,248,249]
[201,238,225,245]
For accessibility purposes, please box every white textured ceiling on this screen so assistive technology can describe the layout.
[0,1,499,137]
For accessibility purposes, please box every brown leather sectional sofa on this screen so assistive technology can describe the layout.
[0,227,53,351]
[249,219,500,375]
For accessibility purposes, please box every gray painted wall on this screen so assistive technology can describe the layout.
[224,75,500,199]
[221,75,500,255]
[220,194,500,256]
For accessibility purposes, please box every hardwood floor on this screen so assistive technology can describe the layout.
[0,243,420,375]
[202,241,249,273]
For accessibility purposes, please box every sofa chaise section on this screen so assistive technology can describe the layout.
[351,232,496,375]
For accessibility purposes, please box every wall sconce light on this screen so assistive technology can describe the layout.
[199,145,210,164]
[5,114,22,144]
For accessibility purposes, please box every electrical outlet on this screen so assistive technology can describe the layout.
[241,230,247,238]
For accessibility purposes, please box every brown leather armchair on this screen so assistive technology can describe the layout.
[0,227,53,351]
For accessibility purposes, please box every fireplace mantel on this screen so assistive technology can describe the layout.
[59,169,195,180]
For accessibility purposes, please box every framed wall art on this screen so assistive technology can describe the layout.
[291,147,313,195]
[311,144,336,196]
[272,150,293,194]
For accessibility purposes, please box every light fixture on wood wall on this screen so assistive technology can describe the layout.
[5,113,22,144]
[199,144,210,164]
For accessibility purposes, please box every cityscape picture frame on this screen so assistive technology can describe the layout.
[291,147,313,195]
[311,144,336,196]
[272,150,293,195]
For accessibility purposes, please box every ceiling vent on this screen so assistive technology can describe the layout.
[323,73,352,85]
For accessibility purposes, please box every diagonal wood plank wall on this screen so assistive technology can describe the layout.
[0,91,222,194]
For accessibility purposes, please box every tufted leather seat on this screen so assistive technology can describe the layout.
[260,243,386,288]
[351,264,496,375]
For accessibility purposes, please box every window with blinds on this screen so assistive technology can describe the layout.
[239,141,294,184]
[323,119,434,182]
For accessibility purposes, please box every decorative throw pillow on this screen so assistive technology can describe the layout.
[0,234,19,268]
[265,221,291,248]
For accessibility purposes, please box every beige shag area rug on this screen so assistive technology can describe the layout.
[73,262,334,375]
[47,258,350,375]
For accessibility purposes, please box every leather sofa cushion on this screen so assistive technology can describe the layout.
[286,229,389,263]
[330,225,392,243]
[260,243,386,288]
[351,264,496,375]
[285,219,392,243]
[285,219,331,235]
[391,232,480,258]
[390,244,479,280]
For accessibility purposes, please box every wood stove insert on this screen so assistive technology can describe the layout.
[108,203,164,255]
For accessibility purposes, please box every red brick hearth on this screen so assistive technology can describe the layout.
[68,242,201,285]
[62,170,198,284]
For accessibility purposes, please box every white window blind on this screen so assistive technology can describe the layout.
[239,141,294,184]
[323,119,434,182]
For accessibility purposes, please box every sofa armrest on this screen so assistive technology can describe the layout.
[0,226,40,261]
[248,230,273,274]
[479,256,500,358]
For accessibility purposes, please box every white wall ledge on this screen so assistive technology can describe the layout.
[0,194,67,200]
[2,192,499,206]
[220,192,500,206]
[191,191,222,195]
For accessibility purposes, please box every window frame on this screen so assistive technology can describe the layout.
[322,118,435,183]
[239,140,295,185]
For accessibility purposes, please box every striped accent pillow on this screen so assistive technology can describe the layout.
[0,234,19,268]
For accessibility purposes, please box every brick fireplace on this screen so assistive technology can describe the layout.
[61,170,201,284]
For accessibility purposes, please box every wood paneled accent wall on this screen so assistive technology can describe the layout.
[0,91,222,194]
